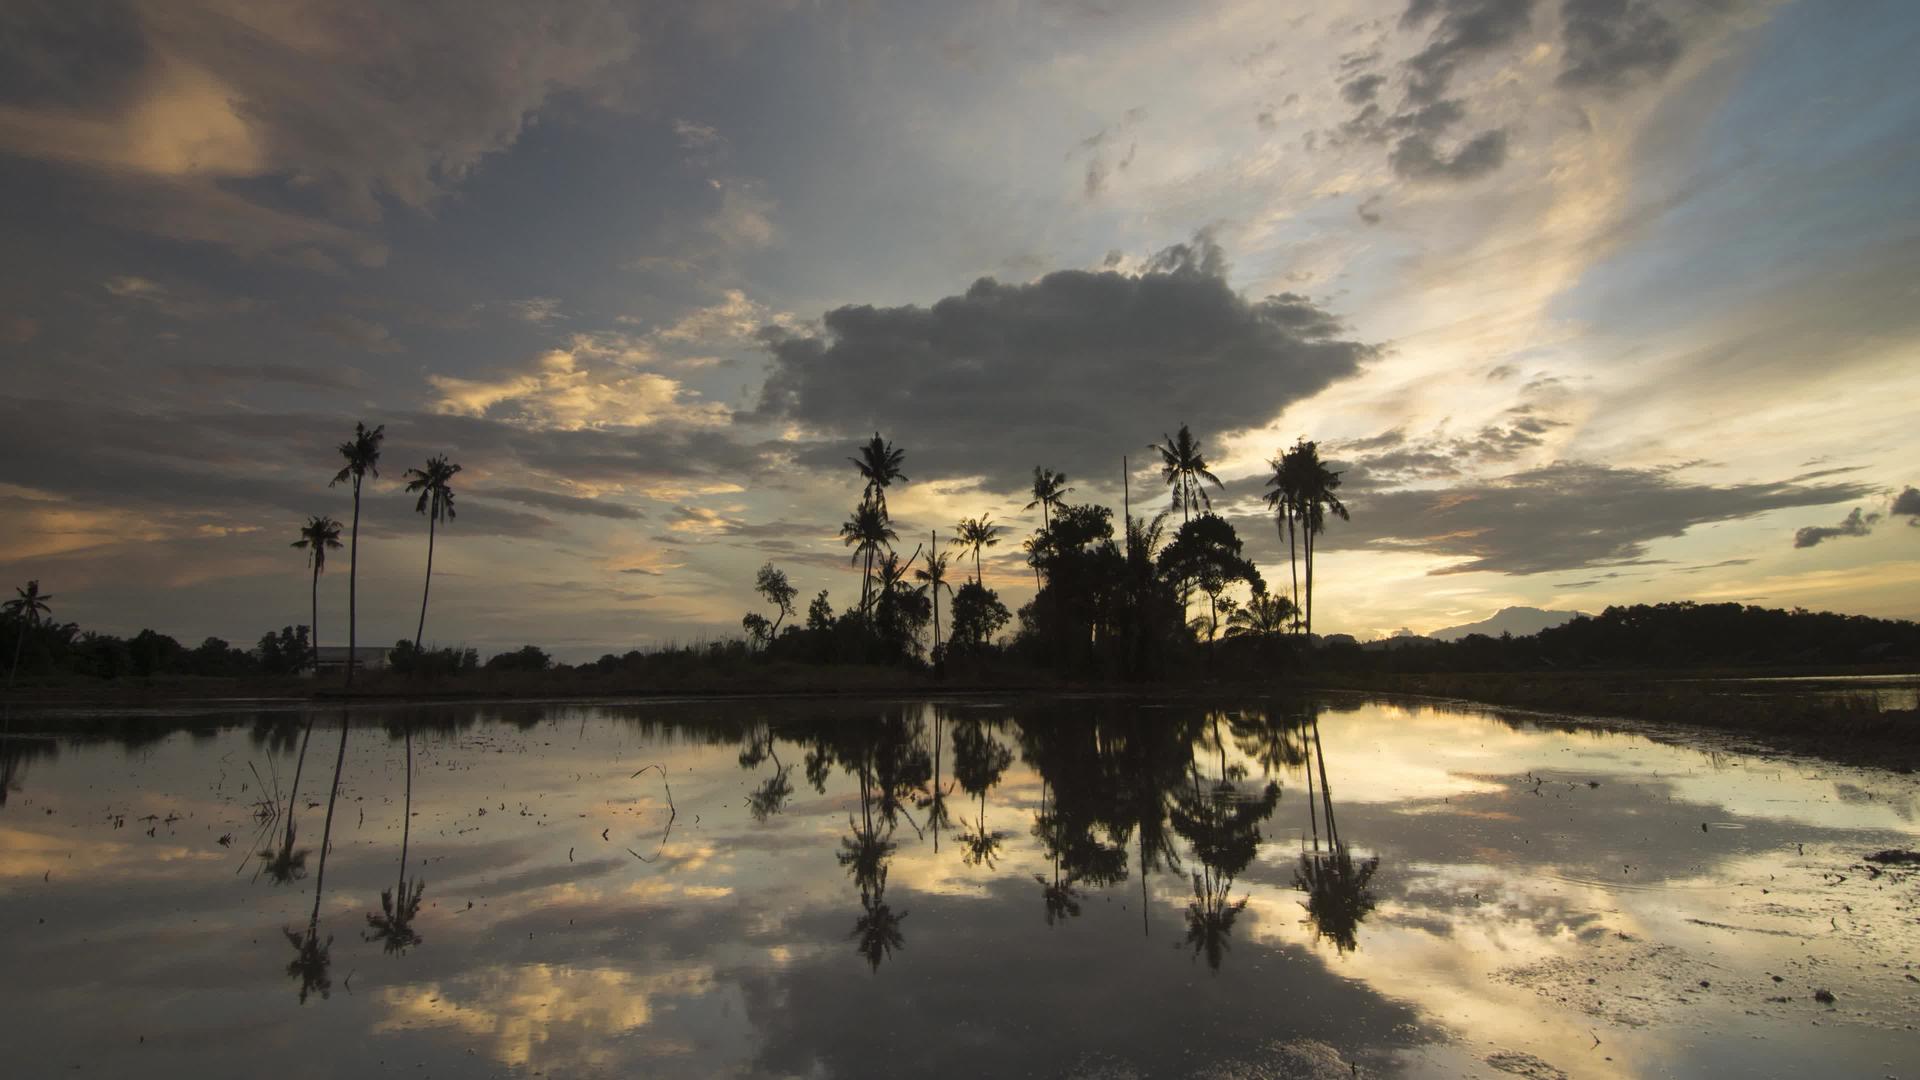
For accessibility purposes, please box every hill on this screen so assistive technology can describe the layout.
[1429,606,1584,642]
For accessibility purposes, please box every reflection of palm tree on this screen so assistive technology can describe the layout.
[1294,716,1378,954]
[1032,781,1085,926]
[5,579,53,690]
[366,718,424,954]
[329,422,384,686]
[286,711,352,1001]
[401,455,460,650]
[291,517,343,670]
[838,752,906,971]
[1169,718,1280,972]
[1183,867,1248,972]
[741,731,795,822]
[952,719,1012,868]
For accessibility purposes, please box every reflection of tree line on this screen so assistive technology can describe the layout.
[740,703,1380,972]
[254,710,428,1003]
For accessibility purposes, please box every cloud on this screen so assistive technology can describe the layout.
[429,347,728,431]
[702,179,777,249]
[174,362,362,392]
[752,232,1374,490]
[0,1,644,262]
[1891,486,1920,524]
[1402,0,1539,105]
[1388,128,1509,183]
[1297,462,1875,575]
[510,298,566,325]
[1793,507,1880,549]
[1341,74,1387,105]
[309,313,401,353]
[482,486,646,520]
[1558,0,1685,91]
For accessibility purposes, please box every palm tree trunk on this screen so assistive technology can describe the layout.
[1286,511,1300,634]
[414,510,436,650]
[1304,520,1315,640]
[309,560,321,672]
[7,621,23,691]
[346,482,361,688]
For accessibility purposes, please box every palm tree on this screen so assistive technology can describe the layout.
[291,517,343,671]
[914,538,954,665]
[1024,467,1071,531]
[1292,441,1348,639]
[329,422,384,686]
[840,501,897,615]
[1151,424,1223,524]
[5,580,52,690]
[949,516,1003,584]
[1264,448,1305,632]
[401,455,461,651]
[849,433,907,518]
[1224,591,1297,639]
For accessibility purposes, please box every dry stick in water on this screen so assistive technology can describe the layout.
[626,763,678,862]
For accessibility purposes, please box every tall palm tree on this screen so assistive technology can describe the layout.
[291,517,343,671]
[1151,424,1222,524]
[849,433,907,518]
[401,455,461,651]
[949,516,1003,585]
[913,538,954,664]
[1292,441,1348,639]
[840,501,897,614]
[5,580,52,690]
[1264,447,1306,632]
[329,422,384,687]
[1024,467,1071,531]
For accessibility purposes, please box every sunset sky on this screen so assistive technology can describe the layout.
[3,0,1917,657]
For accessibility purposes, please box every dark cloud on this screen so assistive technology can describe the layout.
[1558,0,1684,92]
[1341,73,1387,104]
[482,486,646,520]
[1273,462,1874,575]
[1402,0,1539,104]
[174,362,363,392]
[1891,486,1920,523]
[1388,128,1509,182]
[1793,507,1880,549]
[1358,194,1384,224]
[752,233,1373,490]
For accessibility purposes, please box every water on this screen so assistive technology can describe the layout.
[1,696,1916,1078]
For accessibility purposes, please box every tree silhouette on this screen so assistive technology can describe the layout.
[1151,424,1222,524]
[1272,440,1348,639]
[291,516,343,670]
[1294,715,1378,954]
[913,537,954,667]
[754,563,799,635]
[841,501,897,616]
[329,422,384,686]
[1158,514,1263,642]
[1025,467,1072,531]
[849,432,908,518]
[1224,591,1297,639]
[402,455,460,652]
[950,516,1003,584]
[1264,448,1304,632]
[5,580,52,690]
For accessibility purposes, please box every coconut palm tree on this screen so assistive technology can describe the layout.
[949,516,1003,584]
[1024,467,1071,531]
[849,432,907,518]
[840,501,897,615]
[1264,447,1306,632]
[329,423,384,686]
[291,517,343,670]
[1292,441,1348,639]
[5,580,52,690]
[401,455,460,651]
[913,538,954,664]
[1151,424,1222,524]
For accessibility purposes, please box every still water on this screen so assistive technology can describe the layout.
[1,696,1916,1078]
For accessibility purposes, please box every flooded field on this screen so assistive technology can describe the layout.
[1,696,1916,1078]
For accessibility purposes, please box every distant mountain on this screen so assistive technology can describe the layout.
[1429,606,1585,642]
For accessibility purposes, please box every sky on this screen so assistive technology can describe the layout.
[2,0,1918,659]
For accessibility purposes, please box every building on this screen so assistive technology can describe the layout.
[311,645,389,676]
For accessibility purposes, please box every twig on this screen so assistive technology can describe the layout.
[626,763,678,862]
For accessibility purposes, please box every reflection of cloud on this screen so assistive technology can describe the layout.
[377,963,714,1069]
